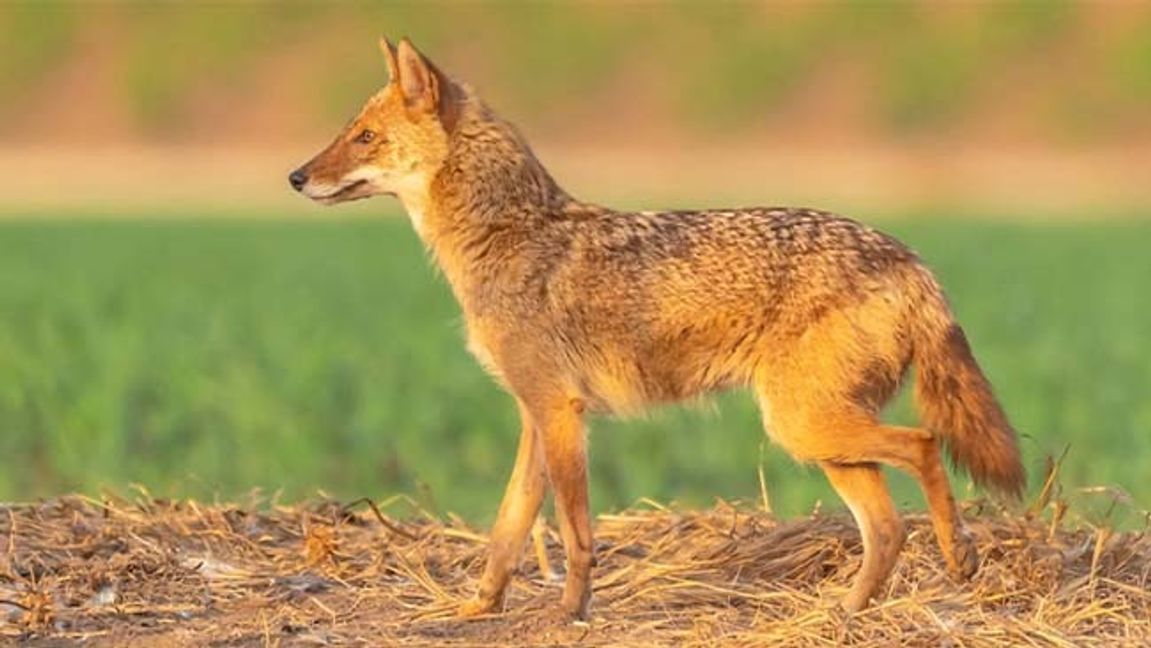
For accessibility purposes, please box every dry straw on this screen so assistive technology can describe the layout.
[0,480,1147,646]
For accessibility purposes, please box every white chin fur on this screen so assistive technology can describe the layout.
[303,167,387,202]
[303,166,431,234]
[302,183,342,201]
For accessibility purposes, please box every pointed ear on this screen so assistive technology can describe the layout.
[379,37,399,83]
[395,38,439,113]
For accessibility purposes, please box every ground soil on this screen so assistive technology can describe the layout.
[1,495,1147,646]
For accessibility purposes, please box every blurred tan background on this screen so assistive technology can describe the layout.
[2,0,1149,217]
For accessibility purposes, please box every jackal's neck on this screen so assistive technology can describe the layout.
[436,102,572,222]
[419,99,575,299]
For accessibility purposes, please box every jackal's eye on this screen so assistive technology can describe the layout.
[354,129,376,144]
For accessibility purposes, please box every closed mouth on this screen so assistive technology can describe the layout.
[315,179,369,202]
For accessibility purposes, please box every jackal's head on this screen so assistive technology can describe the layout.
[289,38,460,210]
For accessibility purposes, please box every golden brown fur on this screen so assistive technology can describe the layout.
[291,38,1025,619]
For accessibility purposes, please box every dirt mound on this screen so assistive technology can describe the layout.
[1,494,1147,646]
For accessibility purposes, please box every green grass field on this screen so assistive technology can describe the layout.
[1,215,1147,523]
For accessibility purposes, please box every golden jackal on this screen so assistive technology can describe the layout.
[290,39,1025,619]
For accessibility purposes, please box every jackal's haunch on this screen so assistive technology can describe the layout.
[291,38,1025,619]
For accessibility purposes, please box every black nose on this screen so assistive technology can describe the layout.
[289,169,308,191]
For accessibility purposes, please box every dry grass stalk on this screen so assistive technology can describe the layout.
[0,493,1146,646]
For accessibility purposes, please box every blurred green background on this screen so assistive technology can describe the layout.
[1,1,1148,522]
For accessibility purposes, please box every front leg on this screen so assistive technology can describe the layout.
[538,397,594,620]
[459,401,548,616]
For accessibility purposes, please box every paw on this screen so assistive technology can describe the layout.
[560,588,592,622]
[840,589,871,614]
[457,596,499,618]
[947,529,979,582]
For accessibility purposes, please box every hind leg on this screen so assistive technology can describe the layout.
[902,434,978,581]
[758,395,909,611]
[758,300,976,607]
[760,394,977,607]
[820,461,905,612]
[799,418,977,582]
[772,408,978,585]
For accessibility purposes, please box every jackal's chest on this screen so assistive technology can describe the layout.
[465,328,504,383]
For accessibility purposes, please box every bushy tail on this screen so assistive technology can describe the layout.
[909,272,1025,498]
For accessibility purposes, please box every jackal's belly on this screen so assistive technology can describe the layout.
[571,323,769,414]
